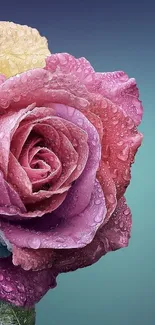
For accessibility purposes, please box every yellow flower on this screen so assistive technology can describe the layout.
[0,21,51,78]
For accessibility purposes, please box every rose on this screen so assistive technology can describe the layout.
[0,25,143,308]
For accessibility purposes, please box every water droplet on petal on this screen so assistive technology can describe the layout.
[95,199,101,205]
[107,194,115,204]
[28,237,40,249]
[101,99,108,108]
[117,145,129,161]
[112,105,118,113]
[124,208,130,216]
[112,118,119,125]
[0,274,4,281]
[77,118,83,126]
[92,140,96,146]
[0,131,4,139]
[2,284,13,293]
[126,117,135,130]
[112,168,118,179]
[102,145,110,159]
[17,283,25,293]
[117,140,124,146]
[95,213,103,223]
[123,169,130,181]
[120,221,124,228]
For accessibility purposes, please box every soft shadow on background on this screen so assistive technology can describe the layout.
[0,0,154,324]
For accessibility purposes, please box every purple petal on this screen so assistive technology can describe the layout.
[53,103,101,217]
[0,180,106,249]
[0,256,57,307]
[52,196,132,273]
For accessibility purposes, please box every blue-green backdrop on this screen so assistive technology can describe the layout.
[0,0,154,324]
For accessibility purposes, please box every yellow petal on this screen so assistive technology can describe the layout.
[0,21,51,78]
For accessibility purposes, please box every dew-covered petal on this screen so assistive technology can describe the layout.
[8,152,32,198]
[0,105,34,176]
[0,256,57,307]
[45,117,89,185]
[12,246,54,271]
[0,68,90,115]
[11,123,34,159]
[8,150,69,207]
[0,21,51,78]
[91,97,143,198]
[0,180,106,249]
[45,53,143,125]
[97,161,117,223]
[52,104,101,217]
[52,196,131,273]
[20,147,62,191]
[94,71,143,126]
[33,125,79,191]
[0,171,26,218]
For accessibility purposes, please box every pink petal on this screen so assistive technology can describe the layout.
[0,171,26,218]
[21,147,62,191]
[8,152,69,213]
[8,152,32,198]
[42,116,89,185]
[0,180,106,249]
[33,124,79,191]
[12,246,54,271]
[45,53,143,125]
[53,196,132,273]
[0,68,90,115]
[94,71,143,126]
[11,123,34,159]
[52,104,101,218]
[0,105,34,177]
[91,97,143,198]
[0,256,57,307]
[97,161,117,223]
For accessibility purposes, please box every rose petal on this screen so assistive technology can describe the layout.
[91,97,143,198]
[0,68,90,115]
[21,147,62,191]
[42,116,89,185]
[0,171,26,218]
[0,180,106,249]
[8,152,32,198]
[8,152,69,207]
[97,161,117,223]
[0,256,57,307]
[94,71,143,126]
[11,123,34,159]
[12,246,54,271]
[0,105,34,177]
[53,196,131,273]
[33,124,79,190]
[53,104,101,217]
[45,53,143,125]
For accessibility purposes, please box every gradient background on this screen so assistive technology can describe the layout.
[1,0,155,324]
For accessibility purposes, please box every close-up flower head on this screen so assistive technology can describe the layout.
[0,21,143,312]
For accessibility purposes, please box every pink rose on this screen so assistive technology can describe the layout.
[0,53,143,307]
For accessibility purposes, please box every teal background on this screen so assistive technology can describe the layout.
[1,0,155,324]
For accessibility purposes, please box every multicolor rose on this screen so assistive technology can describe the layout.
[0,22,143,307]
